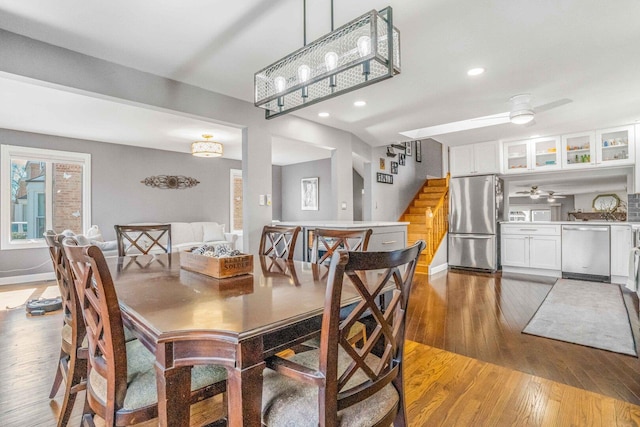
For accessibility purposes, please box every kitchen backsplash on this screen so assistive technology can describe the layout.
[627,193,640,222]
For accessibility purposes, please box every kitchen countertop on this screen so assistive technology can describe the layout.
[501,221,631,226]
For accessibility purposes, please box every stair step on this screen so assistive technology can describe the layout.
[415,264,430,274]
[408,224,428,233]
[408,233,426,242]
[409,206,429,215]
[403,214,425,223]
[413,200,438,208]
[427,178,448,187]
[418,193,442,200]
[422,187,444,193]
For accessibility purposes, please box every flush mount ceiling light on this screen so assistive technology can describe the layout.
[509,94,535,124]
[191,134,223,158]
[467,67,485,76]
[254,1,400,120]
[354,100,367,107]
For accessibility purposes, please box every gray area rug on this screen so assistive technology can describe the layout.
[523,279,637,356]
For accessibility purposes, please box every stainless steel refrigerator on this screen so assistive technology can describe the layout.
[448,174,503,272]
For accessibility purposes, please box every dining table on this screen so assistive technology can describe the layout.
[107,252,361,427]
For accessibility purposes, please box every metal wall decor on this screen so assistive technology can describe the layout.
[254,4,400,119]
[376,172,393,184]
[141,175,200,189]
[415,140,422,162]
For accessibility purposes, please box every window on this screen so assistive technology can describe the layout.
[1,145,91,250]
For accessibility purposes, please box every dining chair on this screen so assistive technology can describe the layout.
[259,225,301,260]
[261,240,426,427]
[63,240,227,426]
[310,228,374,347]
[44,230,87,427]
[114,224,172,257]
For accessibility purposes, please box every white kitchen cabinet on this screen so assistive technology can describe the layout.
[595,125,635,166]
[501,224,561,275]
[503,137,561,174]
[449,141,500,177]
[561,131,596,169]
[610,224,632,283]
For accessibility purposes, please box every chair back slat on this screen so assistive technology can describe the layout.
[64,241,128,416]
[310,228,372,265]
[318,240,425,421]
[259,225,301,260]
[114,224,172,256]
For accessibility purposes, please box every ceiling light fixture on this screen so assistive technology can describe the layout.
[509,94,535,125]
[191,134,223,158]
[318,112,330,117]
[467,67,485,76]
[254,1,400,120]
[354,100,367,107]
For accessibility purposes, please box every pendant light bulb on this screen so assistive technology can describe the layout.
[297,64,311,83]
[357,36,372,57]
[324,52,339,71]
[274,76,286,93]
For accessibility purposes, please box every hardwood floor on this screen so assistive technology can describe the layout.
[1,272,640,426]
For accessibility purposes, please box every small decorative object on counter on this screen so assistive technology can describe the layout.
[181,245,253,278]
[191,244,241,258]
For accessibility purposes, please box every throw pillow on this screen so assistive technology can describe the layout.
[85,225,104,242]
[203,223,225,242]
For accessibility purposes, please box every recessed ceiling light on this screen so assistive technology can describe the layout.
[467,67,485,76]
[318,112,330,117]
[354,100,367,107]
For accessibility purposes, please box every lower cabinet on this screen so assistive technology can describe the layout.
[501,224,561,274]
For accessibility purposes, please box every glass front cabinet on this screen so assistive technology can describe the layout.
[595,125,634,166]
[561,131,595,169]
[503,137,561,174]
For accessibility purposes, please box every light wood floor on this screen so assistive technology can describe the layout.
[1,272,640,426]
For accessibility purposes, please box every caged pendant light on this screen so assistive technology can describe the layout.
[254,2,401,119]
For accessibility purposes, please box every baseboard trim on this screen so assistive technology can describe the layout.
[0,272,55,286]
[502,266,561,278]
[429,263,448,276]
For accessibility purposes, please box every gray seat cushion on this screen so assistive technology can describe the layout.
[262,347,399,426]
[63,323,137,346]
[89,339,227,411]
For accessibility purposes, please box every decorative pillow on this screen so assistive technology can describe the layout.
[203,223,225,242]
[85,225,104,242]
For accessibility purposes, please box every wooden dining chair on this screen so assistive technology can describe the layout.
[259,225,301,260]
[45,230,87,427]
[114,224,172,257]
[310,228,373,265]
[310,228,374,347]
[63,240,227,426]
[261,240,426,427]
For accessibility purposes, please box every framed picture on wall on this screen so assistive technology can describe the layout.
[379,158,386,170]
[391,161,398,174]
[376,172,393,184]
[415,140,422,162]
[399,154,406,166]
[405,141,412,156]
[301,177,319,210]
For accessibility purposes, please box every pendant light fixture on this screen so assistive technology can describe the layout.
[191,134,223,158]
[254,1,401,119]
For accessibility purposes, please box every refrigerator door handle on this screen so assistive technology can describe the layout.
[454,235,493,239]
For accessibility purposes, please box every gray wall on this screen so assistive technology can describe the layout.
[272,166,282,221]
[423,139,444,178]
[280,159,332,221]
[353,169,364,221]
[0,128,287,278]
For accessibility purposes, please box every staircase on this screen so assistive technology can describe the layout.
[400,175,449,274]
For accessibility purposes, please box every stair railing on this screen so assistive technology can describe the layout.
[423,188,449,262]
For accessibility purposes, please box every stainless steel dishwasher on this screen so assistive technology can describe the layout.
[561,225,610,282]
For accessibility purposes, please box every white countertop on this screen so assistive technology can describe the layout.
[501,221,631,226]
[275,221,409,228]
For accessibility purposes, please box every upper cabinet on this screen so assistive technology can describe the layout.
[562,131,596,169]
[449,141,500,177]
[503,137,561,174]
[595,125,635,166]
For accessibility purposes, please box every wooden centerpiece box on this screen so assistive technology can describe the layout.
[180,249,253,278]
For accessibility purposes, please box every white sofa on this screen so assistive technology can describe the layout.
[98,222,238,257]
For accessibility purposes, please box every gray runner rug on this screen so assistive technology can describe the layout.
[523,279,637,356]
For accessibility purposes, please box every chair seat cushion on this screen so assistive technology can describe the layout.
[262,347,399,426]
[63,324,136,346]
[89,339,227,411]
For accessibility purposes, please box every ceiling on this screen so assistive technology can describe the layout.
[0,0,639,152]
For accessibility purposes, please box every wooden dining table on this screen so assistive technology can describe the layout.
[107,252,360,427]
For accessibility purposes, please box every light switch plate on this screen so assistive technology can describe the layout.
[259,195,265,206]
[341,202,347,210]
[266,194,272,206]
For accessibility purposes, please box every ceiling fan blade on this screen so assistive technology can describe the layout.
[533,98,572,113]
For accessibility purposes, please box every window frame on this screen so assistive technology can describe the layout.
[1,144,91,250]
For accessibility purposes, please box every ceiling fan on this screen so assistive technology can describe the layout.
[515,186,566,200]
[399,94,572,139]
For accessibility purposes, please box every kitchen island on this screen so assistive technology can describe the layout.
[275,221,408,261]
[501,221,632,284]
